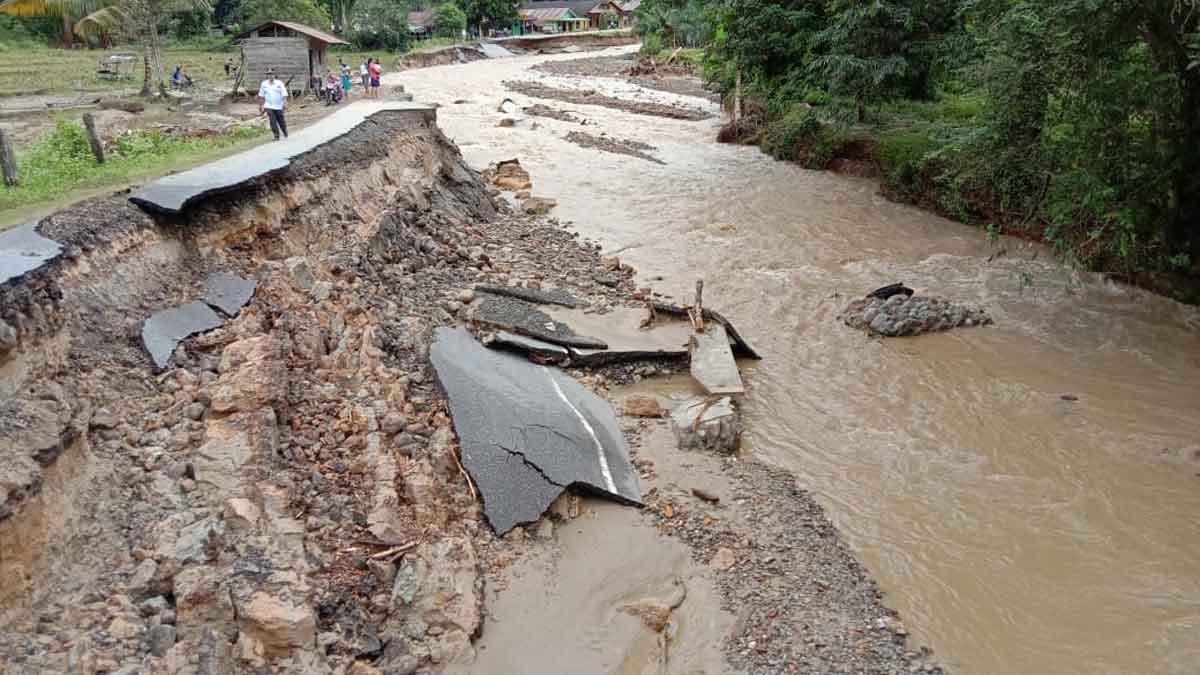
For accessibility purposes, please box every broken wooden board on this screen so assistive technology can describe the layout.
[689,323,744,395]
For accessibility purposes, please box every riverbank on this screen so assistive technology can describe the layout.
[388,46,1200,675]
[0,86,940,675]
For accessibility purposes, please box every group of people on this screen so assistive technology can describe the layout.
[255,57,384,141]
[170,64,193,90]
[316,58,383,106]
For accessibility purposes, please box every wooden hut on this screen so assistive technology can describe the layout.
[234,20,349,95]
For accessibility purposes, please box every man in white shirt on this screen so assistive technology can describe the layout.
[257,68,289,141]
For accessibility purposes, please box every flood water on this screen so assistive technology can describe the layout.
[387,47,1200,674]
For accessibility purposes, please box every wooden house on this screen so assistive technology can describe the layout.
[234,20,349,94]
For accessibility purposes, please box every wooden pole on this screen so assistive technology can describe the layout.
[0,129,17,186]
[82,113,105,164]
[733,66,742,124]
[690,280,705,332]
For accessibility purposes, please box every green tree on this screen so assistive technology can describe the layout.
[0,0,112,46]
[432,1,464,37]
[810,0,915,122]
[454,0,513,35]
[231,0,330,30]
[71,0,210,95]
[347,0,409,49]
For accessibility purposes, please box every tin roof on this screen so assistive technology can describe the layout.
[234,20,350,45]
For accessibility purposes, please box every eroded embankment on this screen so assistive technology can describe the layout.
[0,104,640,674]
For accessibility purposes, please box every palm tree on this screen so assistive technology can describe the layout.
[0,0,111,46]
[74,0,212,96]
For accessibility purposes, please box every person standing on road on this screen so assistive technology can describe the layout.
[369,57,382,98]
[257,67,289,141]
[360,59,370,91]
[340,61,352,99]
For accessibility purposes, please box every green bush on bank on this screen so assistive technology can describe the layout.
[1,118,265,212]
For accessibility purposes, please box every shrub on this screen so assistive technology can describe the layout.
[641,32,664,56]
[876,130,937,199]
[760,106,819,161]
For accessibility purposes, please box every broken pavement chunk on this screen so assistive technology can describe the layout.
[0,222,62,287]
[474,283,578,308]
[141,301,224,370]
[689,323,745,395]
[471,293,607,349]
[482,330,570,363]
[652,302,761,360]
[201,272,257,317]
[430,327,641,535]
[671,396,741,454]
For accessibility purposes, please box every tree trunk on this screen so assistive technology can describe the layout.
[1168,73,1200,259]
[733,66,742,123]
[856,96,865,123]
[140,53,151,97]
[150,26,168,97]
[60,11,73,47]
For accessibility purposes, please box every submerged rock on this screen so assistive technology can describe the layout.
[840,293,992,337]
[671,396,741,454]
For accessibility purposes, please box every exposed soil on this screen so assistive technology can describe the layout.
[564,130,665,164]
[522,103,589,124]
[534,54,720,103]
[3,88,940,675]
[504,80,713,121]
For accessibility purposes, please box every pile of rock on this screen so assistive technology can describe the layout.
[840,292,992,337]
[482,158,557,215]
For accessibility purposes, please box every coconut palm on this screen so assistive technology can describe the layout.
[74,0,212,96]
[0,0,111,46]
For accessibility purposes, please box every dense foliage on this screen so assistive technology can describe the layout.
[638,0,1200,282]
[432,1,465,37]
[225,0,330,32]
[345,0,409,49]
[454,0,515,34]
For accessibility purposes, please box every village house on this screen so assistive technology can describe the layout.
[234,20,349,95]
[517,0,640,33]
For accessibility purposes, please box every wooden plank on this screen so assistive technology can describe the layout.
[0,129,17,186]
[689,323,745,395]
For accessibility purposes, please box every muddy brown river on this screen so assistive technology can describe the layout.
[387,47,1200,673]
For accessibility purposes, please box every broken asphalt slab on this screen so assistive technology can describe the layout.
[201,272,257,317]
[653,302,762,360]
[141,301,223,370]
[128,102,435,215]
[544,306,692,366]
[474,283,579,308]
[689,323,745,395]
[482,330,570,363]
[470,293,607,349]
[478,42,515,59]
[0,222,62,287]
[430,327,641,535]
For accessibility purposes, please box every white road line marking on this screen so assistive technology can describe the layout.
[543,366,617,493]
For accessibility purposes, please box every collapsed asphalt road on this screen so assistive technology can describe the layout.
[430,326,641,534]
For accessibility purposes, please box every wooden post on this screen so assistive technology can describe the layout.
[733,66,742,124]
[82,113,105,164]
[0,129,17,186]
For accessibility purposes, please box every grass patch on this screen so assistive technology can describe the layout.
[0,116,266,213]
[0,46,237,98]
